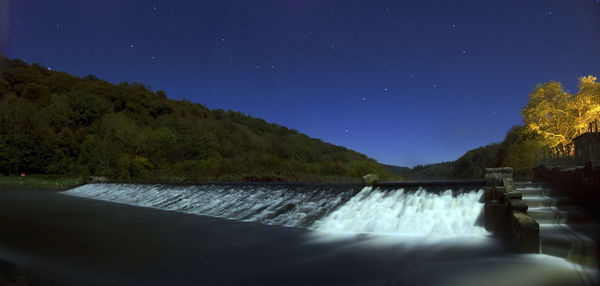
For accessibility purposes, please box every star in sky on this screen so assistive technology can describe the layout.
[9,0,599,167]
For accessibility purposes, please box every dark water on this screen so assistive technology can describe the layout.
[0,186,597,285]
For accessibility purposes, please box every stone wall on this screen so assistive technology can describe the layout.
[484,168,540,253]
[574,132,600,165]
[534,163,600,214]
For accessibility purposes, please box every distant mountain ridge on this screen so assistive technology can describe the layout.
[0,56,396,182]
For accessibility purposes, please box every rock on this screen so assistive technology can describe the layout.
[89,176,109,182]
[274,203,296,217]
[485,167,513,188]
[507,192,523,200]
[362,174,379,186]
[512,211,540,253]
[484,187,505,202]
[484,201,508,232]
[510,199,528,213]
[503,177,516,192]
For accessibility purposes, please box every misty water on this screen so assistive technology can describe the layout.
[61,183,598,285]
[66,183,487,236]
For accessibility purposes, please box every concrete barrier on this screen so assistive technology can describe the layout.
[534,163,600,208]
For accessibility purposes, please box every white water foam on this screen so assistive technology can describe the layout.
[312,187,488,236]
[66,184,488,237]
[66,183,351,227]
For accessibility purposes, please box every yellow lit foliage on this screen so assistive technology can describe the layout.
[522,75,600,147]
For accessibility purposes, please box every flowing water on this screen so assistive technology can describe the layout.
[57,183,599,285]
[66,183,486,237]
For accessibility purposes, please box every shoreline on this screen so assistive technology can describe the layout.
[0,176,85,191]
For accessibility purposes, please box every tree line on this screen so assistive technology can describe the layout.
[0,56,396,182]
[400,75,599,179]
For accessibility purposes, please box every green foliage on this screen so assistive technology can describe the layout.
[404,162,455,180]
[403,75,599,180]
[0,56,396,182]
[402,126,546,180]
[497,126,546,178]
[0,174,83,189]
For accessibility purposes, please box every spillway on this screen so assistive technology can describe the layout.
[313,187,487,236]
[65,183,487,236]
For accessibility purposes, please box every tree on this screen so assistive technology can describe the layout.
[522,76,600,147]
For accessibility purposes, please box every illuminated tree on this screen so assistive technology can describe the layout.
[572,75,600,132]
[522,75,600,147]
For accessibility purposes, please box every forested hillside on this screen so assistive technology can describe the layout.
[0,56,394,182]
[404,75,599,180]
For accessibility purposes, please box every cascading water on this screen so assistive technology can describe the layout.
[312,187,487,236]
[65,183,487,237]
[66,183,355,227]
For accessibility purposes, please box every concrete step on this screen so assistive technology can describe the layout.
[514,180,598,268]
[528,209,569,224]
[522,196,574,208]
[516,187,551,196]
[521,191,548,198]
[514,181,542,188]
[528,208,595,225]
[539,224,598,267]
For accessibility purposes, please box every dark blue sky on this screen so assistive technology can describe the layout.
[1,0,599,167]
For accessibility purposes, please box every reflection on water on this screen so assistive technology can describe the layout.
[302,231,598,286]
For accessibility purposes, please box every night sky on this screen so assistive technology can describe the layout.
[1,0,600,167]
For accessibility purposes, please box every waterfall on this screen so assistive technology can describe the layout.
[312,187,487,236]
[65,183,487,236]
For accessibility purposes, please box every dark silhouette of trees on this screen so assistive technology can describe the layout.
[0,56,393,182]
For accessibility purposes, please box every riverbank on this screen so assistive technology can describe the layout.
[0,175,84,190]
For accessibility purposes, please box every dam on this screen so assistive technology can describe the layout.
[1,180,598,285]
[65,182,488,237]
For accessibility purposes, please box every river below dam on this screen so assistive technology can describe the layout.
[0,183,597,285]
